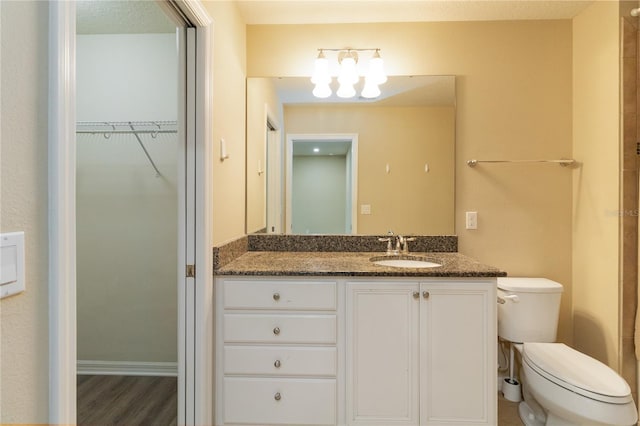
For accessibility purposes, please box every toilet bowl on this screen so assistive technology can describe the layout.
[497,278,638,426]
[521,342,637,425]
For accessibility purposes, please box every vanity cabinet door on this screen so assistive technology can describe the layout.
[419,282,496,426]
[346,282,420,426]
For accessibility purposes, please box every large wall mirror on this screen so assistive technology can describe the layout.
[246,75,456,236]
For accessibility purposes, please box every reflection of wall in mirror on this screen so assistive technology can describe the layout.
[292,155,347,234]
[246,78,283,233]
[285,105,455,235]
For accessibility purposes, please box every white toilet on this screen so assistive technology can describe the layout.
[497,277,638,426]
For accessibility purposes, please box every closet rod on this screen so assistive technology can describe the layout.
[76,120,177,135]
[466,159,575,167]
[76,129,177,135]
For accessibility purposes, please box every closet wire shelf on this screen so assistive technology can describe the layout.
[76,120,177,135]
[76,121,178,177]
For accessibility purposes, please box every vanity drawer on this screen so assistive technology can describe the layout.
[224,345,337,377]
[223,377,336,425]
[224,314,337,344]
[223,280,337,310]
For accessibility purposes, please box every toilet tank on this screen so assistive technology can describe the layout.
[497,278,563,343]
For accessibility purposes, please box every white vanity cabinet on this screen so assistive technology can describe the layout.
[215,278,341,426]
[215,276,496,426]
[346,280,497,426]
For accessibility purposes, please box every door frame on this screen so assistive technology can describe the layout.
[48,1,213,424]
[285,133,358,234]
[265,106,282,234]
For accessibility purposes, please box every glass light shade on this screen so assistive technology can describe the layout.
[312,82,332,98]
[338,56,359,85]
[337,82,356,98]
[368,51,387,84]
[361,79,381,98]
[311,55,330,85]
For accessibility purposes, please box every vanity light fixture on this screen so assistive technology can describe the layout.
[311,48,387,99]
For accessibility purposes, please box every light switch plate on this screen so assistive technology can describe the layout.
[466,211,478,230]
[360,204,371,215]
[1,232,25,299]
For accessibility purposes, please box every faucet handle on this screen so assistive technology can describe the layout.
[401,237,416,254]
[378,236,394,254]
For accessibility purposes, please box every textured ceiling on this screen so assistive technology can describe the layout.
[236,0,595,25]
[76,1,595,35]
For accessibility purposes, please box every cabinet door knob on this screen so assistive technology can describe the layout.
[273,327,281,335]
[274,392,282,401]
[413,291,419,299]
[274,359,281,368]
[423,291,430,299]
[273,292,280,301]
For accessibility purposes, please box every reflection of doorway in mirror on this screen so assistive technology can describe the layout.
[266,121,282,233]
[286,134,358,234]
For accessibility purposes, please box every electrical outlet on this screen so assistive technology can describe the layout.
[361,204,371,215]
[466,211,478,230]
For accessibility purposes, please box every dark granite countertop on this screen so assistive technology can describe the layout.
[215,251,506,278]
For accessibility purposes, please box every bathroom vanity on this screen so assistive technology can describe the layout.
[214,247,505,426]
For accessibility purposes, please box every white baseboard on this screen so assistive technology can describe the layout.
[77,360,178,377]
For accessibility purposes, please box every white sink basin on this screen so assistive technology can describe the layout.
[372,257,442,269]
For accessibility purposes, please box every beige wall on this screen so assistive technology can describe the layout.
[248,20,574,342]
[572,1,621,368]
[203,1,247,245]
[284,105,455,235]
[0,1,50,423]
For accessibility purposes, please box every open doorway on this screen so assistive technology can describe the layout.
[50,2,213,424]
[286,134,358,234]
[75,2,179,423]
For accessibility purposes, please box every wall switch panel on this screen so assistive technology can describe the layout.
[360,204,371,215]
[1,232,25,299]
[466,211,478,230]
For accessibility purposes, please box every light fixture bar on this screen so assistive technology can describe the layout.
[311,48,387,100]
[316,47,381,52]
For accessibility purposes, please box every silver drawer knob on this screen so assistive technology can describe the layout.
[273,292,280,301]
[274,392,282,401]
[274,359,281,368]
[273,327,280,335]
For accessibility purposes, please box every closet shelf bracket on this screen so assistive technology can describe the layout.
[128,123,162,177]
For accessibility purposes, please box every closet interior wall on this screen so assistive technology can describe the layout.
[76,33,178,368]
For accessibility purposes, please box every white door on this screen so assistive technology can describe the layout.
[346,282,420,425]
[419,282,496,425]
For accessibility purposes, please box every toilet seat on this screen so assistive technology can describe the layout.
[522,343,633,404]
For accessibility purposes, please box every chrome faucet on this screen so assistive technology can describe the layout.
[378,231,416,255]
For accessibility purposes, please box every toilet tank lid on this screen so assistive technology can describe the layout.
[497,277,563,293]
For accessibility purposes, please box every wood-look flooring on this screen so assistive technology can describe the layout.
[77,375,521,425]
[77,375,177,425]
